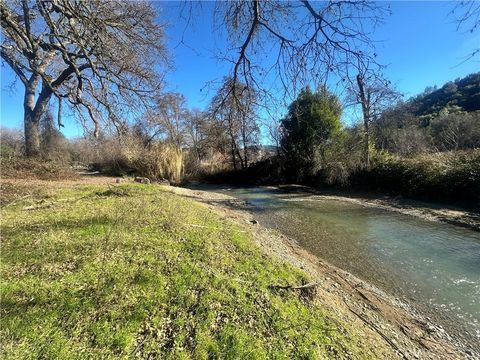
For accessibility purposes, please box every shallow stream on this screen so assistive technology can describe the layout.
[202,186,480,349]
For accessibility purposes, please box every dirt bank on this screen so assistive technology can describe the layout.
[169,185,478,360]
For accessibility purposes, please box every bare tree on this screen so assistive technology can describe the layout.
[211,0,388,105]
[184,109,208,162]
[261,116,282,157]
[347,61,401,167]
[373,101,422,154]
[1,0,168,157]
[209,77,259,170]
[431,112,480,151]
[155,93,188,149]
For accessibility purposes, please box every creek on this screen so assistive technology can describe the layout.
[203,186,480,350]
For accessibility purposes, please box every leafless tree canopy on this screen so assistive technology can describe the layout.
[452,0,480,33]
[150,92,188,149]
[1,0,169,156]
[345,60,401,167]
[213,0,388,103]
[209,77,259,169]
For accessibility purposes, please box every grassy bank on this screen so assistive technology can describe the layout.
[350,151,480,209]
[1,181,372,359]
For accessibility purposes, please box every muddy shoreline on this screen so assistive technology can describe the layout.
[171,185,479,359]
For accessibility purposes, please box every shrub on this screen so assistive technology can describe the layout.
[200,156,284,185]
[1,157,77,180]
[79,135,184,184]
[133,144,183,184]
[39,110,72,164]
[0,127,24,160]
[349,150,480,208]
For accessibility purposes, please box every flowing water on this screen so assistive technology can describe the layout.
[200,186,480,350]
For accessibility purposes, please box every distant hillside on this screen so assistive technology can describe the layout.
[412,72,480,117]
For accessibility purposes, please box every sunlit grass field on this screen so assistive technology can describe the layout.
[1,182,371,359]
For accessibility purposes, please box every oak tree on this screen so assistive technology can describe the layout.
[1,0,168,156]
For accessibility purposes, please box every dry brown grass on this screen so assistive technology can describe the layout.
[1,157,78,181]
[134,144,183,184]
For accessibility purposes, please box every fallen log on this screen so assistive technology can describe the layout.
[268,281,321,290]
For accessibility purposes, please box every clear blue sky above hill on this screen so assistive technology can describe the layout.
[1,1,478,138]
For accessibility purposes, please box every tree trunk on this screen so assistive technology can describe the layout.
[242,127,248,169]
[226,115,241,170]
[230,139,237,170]
[235,146,244,169]
[356,74,370,168]
[364,118,370,168]
[23,81,53,157]
[23,79,40,157]
[24,113,41,157]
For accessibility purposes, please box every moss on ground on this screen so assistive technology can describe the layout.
[1,183,374,359]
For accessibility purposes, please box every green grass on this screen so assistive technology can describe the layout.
[1,183,372,359]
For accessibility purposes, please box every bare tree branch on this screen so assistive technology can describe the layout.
[450,0,480,62]
[209,0,389,116]
[1,0,170,156]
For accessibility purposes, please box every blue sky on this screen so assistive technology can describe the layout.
[1,1,478,137]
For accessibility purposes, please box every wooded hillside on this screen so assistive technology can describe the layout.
[414,72,480,116]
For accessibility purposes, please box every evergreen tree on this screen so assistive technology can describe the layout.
[281,87,342,181]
